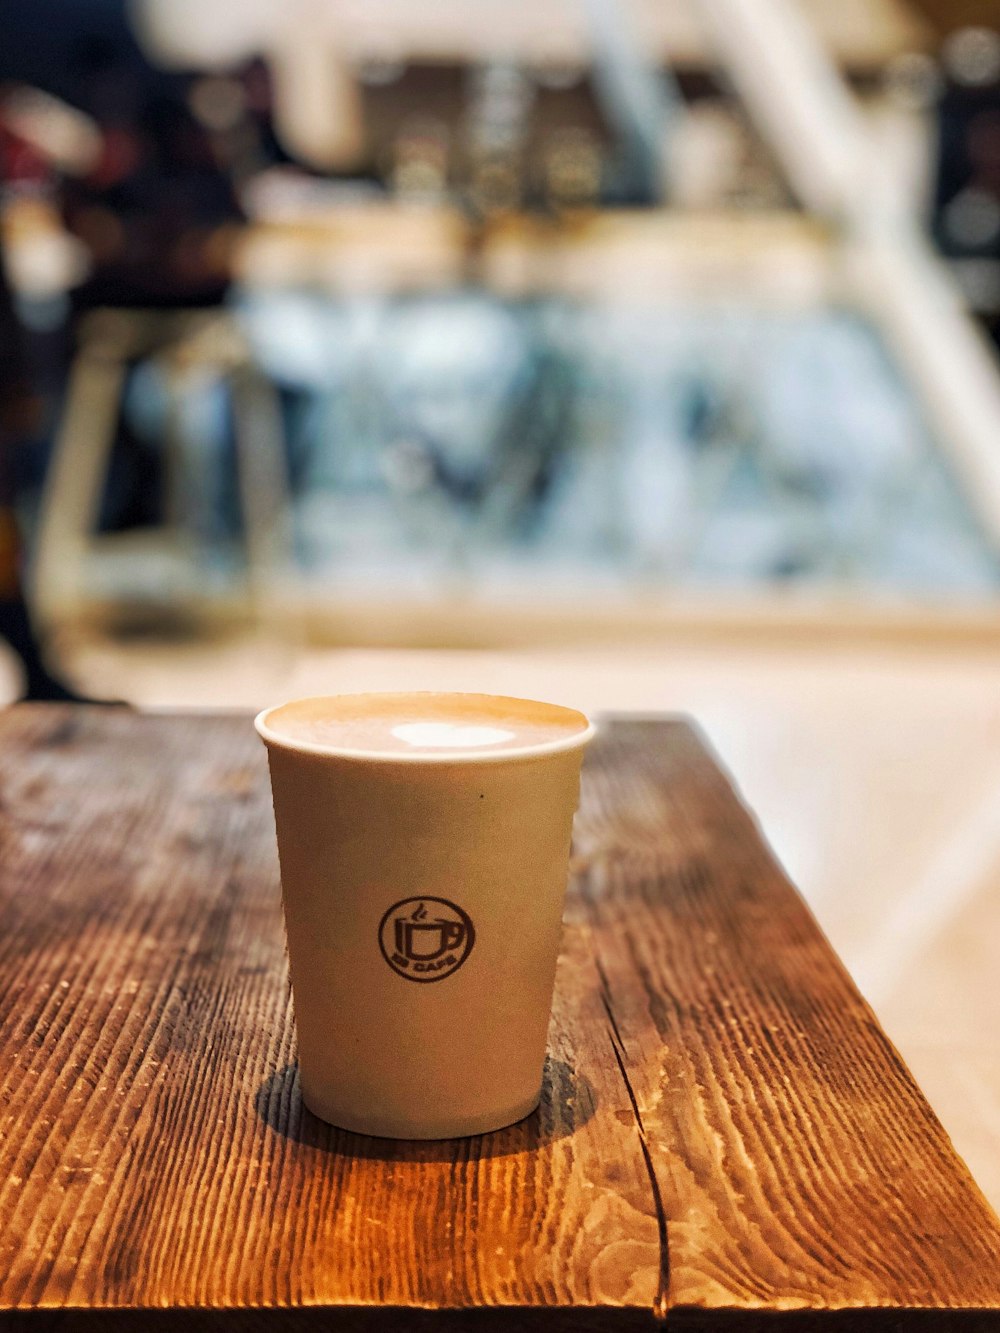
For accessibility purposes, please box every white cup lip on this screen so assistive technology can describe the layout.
[254,691,596,764]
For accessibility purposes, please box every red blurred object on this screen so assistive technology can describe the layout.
[86,125,141,189]
[0,122,51,188]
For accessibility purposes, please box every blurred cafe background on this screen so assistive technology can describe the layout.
[2,0,999,1198]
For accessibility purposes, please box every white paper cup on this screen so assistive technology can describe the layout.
[255,692,594,1139]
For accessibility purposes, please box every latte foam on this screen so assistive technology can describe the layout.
[258,692,592,760]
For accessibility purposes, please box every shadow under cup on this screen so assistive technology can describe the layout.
[255,692,594,1140]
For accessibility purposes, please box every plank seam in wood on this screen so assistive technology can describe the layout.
[595,953,671,1323]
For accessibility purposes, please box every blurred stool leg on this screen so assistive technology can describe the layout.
[31,342,128,637]
[229,361,297,630]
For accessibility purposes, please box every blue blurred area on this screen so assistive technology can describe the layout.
[227,289,998,595]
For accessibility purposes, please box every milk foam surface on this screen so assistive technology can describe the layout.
[262,692,590,757]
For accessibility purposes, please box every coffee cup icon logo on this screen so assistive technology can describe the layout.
[379,897,475,982]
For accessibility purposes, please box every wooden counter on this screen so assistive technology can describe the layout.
[0,708,998,1328]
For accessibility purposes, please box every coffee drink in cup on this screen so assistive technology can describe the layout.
[256,691,594,1139]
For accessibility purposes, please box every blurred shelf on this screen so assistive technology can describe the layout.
[308,0,927,73]
[234,202,470,294]
[62,582,1000,651]
[235,206,837,306]
[294,586,1000,649]
[480,210,836,304]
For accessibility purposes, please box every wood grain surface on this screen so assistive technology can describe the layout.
[0,706,998,1330]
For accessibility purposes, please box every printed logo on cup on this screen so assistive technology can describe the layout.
[378,896,475,983]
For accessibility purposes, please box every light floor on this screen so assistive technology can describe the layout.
[2,630,998,1212]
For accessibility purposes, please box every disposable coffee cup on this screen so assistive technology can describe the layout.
[255,691,594,1139]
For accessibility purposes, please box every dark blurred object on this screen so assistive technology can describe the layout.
[0,0,238,687]
[922,23,1000,330]
[2,0,245,308]
[62,37,244,310]
[908,1,1000,34]
[3,0,251,564]
[0,238,93,700]
[893,4,1000,328]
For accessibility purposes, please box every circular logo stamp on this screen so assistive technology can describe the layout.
[378,896,475,983]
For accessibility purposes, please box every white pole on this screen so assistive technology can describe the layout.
[693,0,1000,550]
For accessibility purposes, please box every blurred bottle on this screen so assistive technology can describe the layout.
[465,60,534,218]
[390,117,450,204]
[540,126,601,212]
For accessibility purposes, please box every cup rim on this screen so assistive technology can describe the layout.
[254,691,596,764]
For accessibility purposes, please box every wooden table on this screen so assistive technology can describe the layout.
[1,707,998,1330]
